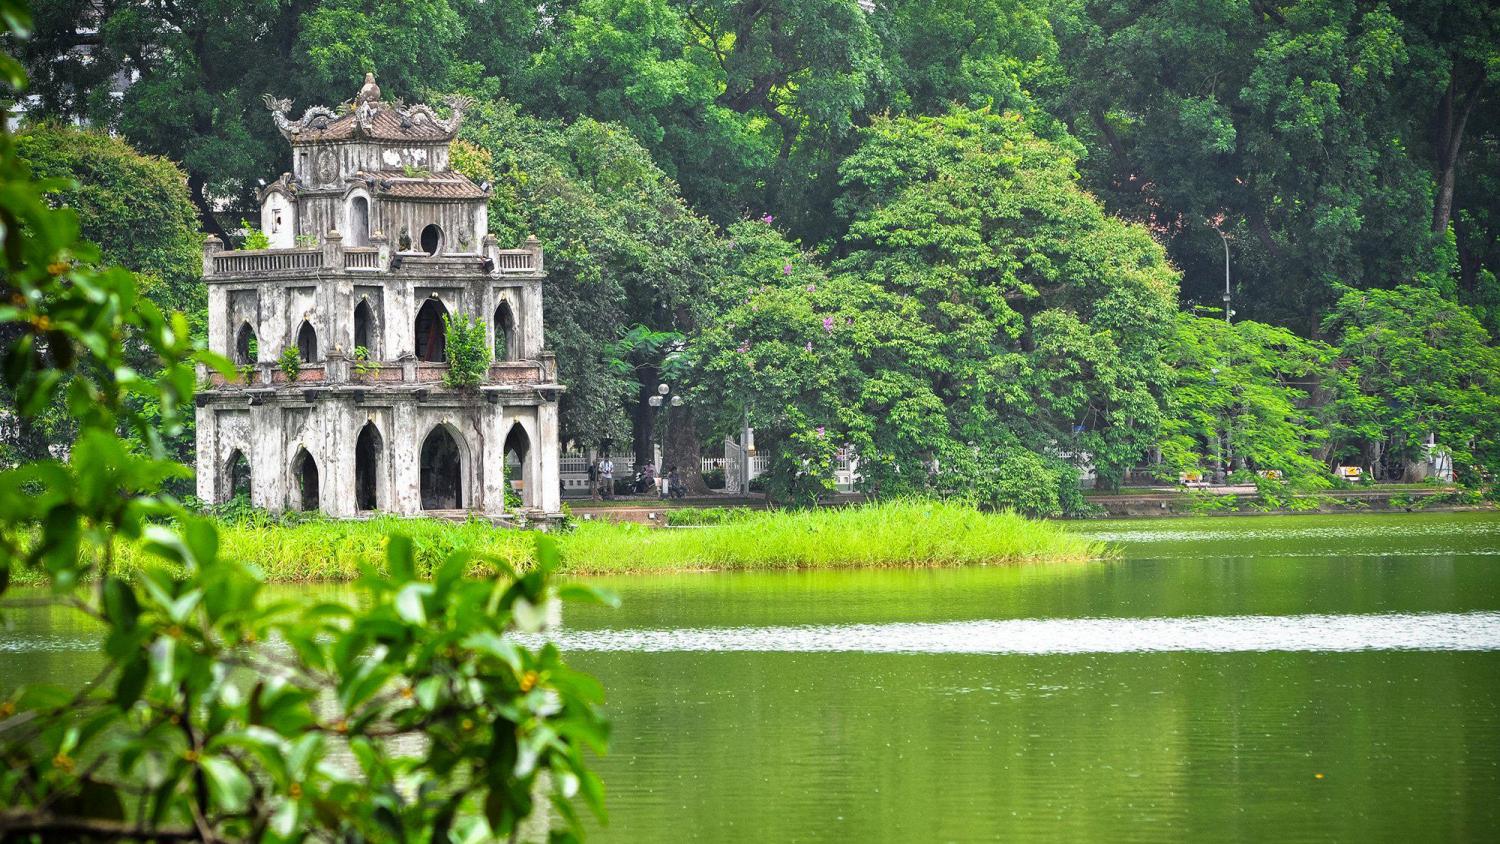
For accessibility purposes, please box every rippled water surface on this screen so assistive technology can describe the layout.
[3,512,1499,841]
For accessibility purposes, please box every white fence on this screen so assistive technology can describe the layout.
[560,452,773,492]
[560,451,861,494]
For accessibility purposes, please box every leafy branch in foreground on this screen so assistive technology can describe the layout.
[0,2,610,838]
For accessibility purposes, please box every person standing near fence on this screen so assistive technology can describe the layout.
[600,457,615,500]
[587,459,600,501]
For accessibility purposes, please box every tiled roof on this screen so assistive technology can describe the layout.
[293,105,456,143]
[366,170,486,200]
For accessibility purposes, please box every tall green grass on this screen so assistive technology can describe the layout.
[20,501,1101,584]
[562,500,1100,573]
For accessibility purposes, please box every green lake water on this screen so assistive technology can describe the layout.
[3,512,1499,841]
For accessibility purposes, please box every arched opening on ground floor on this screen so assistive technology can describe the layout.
[355,421,382,512]
[504,422,531,508]
[292,447,319,512]
[420,425,464,510]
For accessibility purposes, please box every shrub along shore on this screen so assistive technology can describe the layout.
[21,501,1102,585]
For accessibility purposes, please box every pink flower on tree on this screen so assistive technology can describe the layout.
[782,263,793,275]
[805,341,814,352]
[737,340,751,353]
[806,283,817,293]
[823,317,835,333]
[761,214,774,224]
[816,426,826,438]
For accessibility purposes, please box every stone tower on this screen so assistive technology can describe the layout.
[195,77,564,521]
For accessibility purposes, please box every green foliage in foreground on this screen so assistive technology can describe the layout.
[0,14,608,837]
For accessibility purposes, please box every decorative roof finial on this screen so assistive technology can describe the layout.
[356,72,381,106]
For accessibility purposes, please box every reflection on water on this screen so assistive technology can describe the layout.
[526,611,1500,654]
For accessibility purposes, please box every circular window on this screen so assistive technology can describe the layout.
[420,224,442,256]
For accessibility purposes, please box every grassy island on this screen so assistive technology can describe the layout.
[48,501,1101,584]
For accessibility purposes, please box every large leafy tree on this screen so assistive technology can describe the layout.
[1322,284,1500,484]
[455,101,726,473]
[1048,0,1497,332]
[2,124,203,469]
[1160,312,1334,484]
[697,108,1179,509]
[523,0,883,241]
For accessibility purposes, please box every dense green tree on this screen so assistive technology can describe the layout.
[15,124,201,311]
[2,124,203,469]
[1160,312,1334,484]
[455,101,726,475]
[1047,0,1497,332]
[696,108,1179,510]
[1322,284,1500,484]
[522,0,884,241]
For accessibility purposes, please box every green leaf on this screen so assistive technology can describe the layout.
[101,577,140,631]
[201,755,252,812]
[395,582,431,625]
[115,656,148,709]
[387,534,415,582]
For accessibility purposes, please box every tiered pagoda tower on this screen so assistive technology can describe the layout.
[195,75,563,520]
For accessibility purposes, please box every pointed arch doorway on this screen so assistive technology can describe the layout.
[504,422,531,509]
[420,425,465,510]
[355,421,383,512]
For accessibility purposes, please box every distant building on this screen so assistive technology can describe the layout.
[195,75,564,521]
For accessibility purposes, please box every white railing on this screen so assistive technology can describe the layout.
[494,249,535,272]
[344,248,381,270]
[560,451,775,492]
[213,248,322,275]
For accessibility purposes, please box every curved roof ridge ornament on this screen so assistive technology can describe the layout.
[263,93,341,140]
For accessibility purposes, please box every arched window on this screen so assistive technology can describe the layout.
[296,320,317,363]
[504,423,531,508]
[226,449,251,501]
[234,322,258,365]
[420,425,464,510]
[414,298,449,362]
[420,223,443,256]
[292,448,319,512]
[355,421,382,512]
[354,299,375,354]
[348,196,370,247]
[494,299,516,361]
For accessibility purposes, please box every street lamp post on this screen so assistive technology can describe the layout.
[1216,228,1232,324]
[1213,227,1235,484]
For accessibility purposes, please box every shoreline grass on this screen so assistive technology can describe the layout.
[9,501,1102,586]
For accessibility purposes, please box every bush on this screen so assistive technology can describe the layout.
[278,344,301,381]
[239,218,271,250]
[443,313,491,388]
[701,468,726,489]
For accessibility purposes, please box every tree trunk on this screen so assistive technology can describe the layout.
[632,371,658,473]
[1432,76,1481,236]
[663,405,709,496]
[188,172,229,242]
